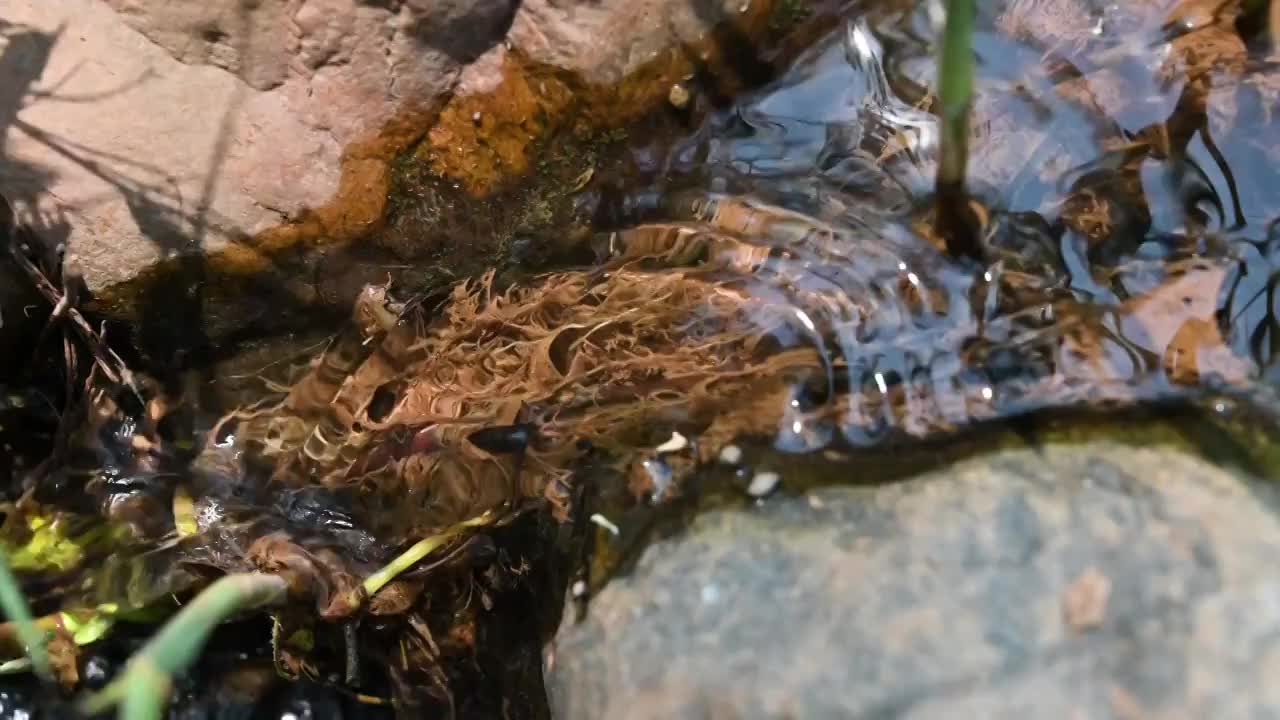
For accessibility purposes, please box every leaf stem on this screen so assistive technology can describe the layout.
[361,512,494,598]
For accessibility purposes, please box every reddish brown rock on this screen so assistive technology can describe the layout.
[3,0,510,301]
[1,0,780,331]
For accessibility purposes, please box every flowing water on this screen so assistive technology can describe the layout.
[585,0,1280,455]
[8,0,1280,716]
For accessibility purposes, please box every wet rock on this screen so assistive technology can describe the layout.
[1,0,776,335]
[414,0,779,196]
[547,422,1280,718]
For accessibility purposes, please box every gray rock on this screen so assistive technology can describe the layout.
[547,426,1280,719]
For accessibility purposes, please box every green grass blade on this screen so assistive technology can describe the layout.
[937,0,974,189]
[934,0,981,259]
[80,572,287,720]
[119,662,168,720]
[361,511,494,598]
[0,552,48,679]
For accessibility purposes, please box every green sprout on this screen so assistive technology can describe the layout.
[4,513,111,573]
[81,573,288,720]
[354,511,494,605]
[0,552,48,679]
[934,0,981,260]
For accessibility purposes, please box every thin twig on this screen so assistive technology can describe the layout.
[6,241,141,402]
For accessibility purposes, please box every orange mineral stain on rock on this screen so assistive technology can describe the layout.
[420,2,777,197]
[423,56,577,198]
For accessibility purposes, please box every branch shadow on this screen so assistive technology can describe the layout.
[0,11,345,412]
[1,0,529,409]
[402,0,520,64]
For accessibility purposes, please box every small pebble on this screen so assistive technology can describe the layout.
[472,111,482,122]
[668,82,691,109]
[718,444,743,465]
[655,431,689,454]
[571,580,588,599]
[1062,567,1111,631]
[747,470,780,498]
[82,656,109,686]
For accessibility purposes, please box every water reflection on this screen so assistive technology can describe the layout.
[598,0,1280,458]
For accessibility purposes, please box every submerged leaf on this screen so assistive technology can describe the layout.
[2,510,116,574]
[172,485,197,538]
[60,606,117,646]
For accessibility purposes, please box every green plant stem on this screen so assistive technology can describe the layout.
[935,0,981,259]
[0,657,32,674]
[0,553,48,679]
[361,512,494,598]
[120,663,168,720]
[937,0,974,188]
[81,572,288,720]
